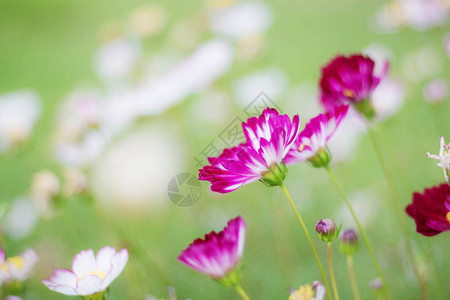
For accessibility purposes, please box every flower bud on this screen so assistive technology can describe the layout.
[369,278,384,295]
[339,229,359,255]
[315,218,339,242]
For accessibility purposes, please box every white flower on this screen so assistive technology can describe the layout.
[0,247,38,284]
[0,90,41,152]
[427,136,450,184]
[31,170,60,217]
[42,246,128,297]
[2,197,38,239]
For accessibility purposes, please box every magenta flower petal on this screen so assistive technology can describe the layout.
[320,54,384,113]
[405,183,450,236]
[285,105,348,165]
[199,108,299,193]
[178,216,246,278]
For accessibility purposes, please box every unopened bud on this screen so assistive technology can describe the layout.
[339,229,359,255]
[369,277,383,291]
[315,218,339,242]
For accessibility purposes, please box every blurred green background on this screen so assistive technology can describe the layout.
[0,0,449,299]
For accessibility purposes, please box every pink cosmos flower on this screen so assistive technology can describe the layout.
[0,247,38,284]
[285,105,348,167]
[320,54,387,118]
[405,183,450,236]
[199,108,299,193]
[178,216,246,279]
[42,246,128,297]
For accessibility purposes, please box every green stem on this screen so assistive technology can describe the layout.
[367,126,429,300]
[279,183,332,300]
[347,256,361,300]
[234,283,251,300]
[323,165,390,300]
[327,242,340,300]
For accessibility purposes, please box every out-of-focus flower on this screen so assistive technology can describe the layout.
[339,229,359,255]
[285,105,348,167]
[405,183,450,236]
[208,2,273,40]
[401,46,443,83]
[92,124,185,211]
[0,90,41,152]
[372,0,448,32]
[232,68,288,106]
[427,136,450,184]
[424,78,448,103]
[372,77,406,120]
[169,17,206,50]
[94,37,141,82]
[6,296,23,300]
[315,219,340,242]
[369,277,383,291]
[178,216,245,282]
[42,246,128,297]
[128,4,167,38]
[2,197,38,240]
[335,190,380,228]
[31,170,60,217]
[199,108,299,192]
[236,34,265,62]
[289,281,326,300]
[0,247,38,284]
[63,167,88,197]
[319,54,386,119]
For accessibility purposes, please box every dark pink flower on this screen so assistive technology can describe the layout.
[178,216,246,279]
[285,105,348,167]
[405,183,450,236]
[199,108,299,193]
[320,54,386,117]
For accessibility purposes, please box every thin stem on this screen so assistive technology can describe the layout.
[279,183,333,300]
[234,283,251,300]
[367,126,429,300]
[327,242,340,300]
[347,256,361,300]
[323,165,391,300]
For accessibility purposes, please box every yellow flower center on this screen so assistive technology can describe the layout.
[446,211,450,224]
[289,284,313,300]
[1,256,25,273]
[77,270,106,281]
[343,89,354,98]
[298,143,306,152]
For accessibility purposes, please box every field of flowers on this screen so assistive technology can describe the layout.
[0,0,448,299]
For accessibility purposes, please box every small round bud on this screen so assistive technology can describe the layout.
[339,229,359,255]
[315,218,339,242]
[369,277,383,292]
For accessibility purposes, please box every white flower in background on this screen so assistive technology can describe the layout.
[400,0,448,31]
[0,90,41,152]
[94,37,141,82]
[63,167,88,197]
[92,124,185,211]
[335,190,380,228]
[236,34,265,62]
[401,46,443,82]
[372,77,406,120]
[128,4,167,38]
[169,17,206,51]
[286,83,321,118]
[54,130,108,168]
[6,296,23,300]
[445,34,450,57]
[208,2,273,39]
[423,78,448,103]
[2,197,38,240]
[134,39,234,116]
[31,170,60,217]
[0,247,38,284]
[57,89,102,139]
[327,108,366,162]
[426,136,450,184]
[371,0,448,32]
[42,247,128,298]
[232,68,288,106]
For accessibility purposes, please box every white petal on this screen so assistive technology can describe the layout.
[75,274,103,296]
[72,249,96,277]
[100,249,128,290]
[96,246,117,273]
